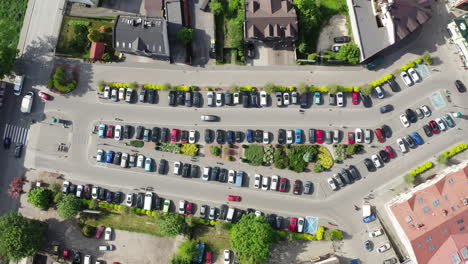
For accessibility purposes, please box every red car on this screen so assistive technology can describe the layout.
[228,195,241,202]
[106,125,114,138]
[205,251,212,264]
[293,180,302,195]
[289,217,298,231]
[185,202,193,215]
[38,91,51,100]
[180,130,188,144]
[374,128,385,143]
[279,178,288,192]
[347,132,355,144]
[171,128,179,142]
[351,92,359,105]
[95,226,105,238]
[429,120,440,134]
[316,130,324,144]
[63,250,70,261]
[385,146,395,159]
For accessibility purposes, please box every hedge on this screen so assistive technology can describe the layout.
[317,146,334,169]
[68,20,91,27]
[143,84,165,90]
[400,61,416,71]
[440,143,468,158]
[316,226,325,240]
[180,144,199,156]
[108,82,132,88]
[370,74,394,88]
[172,85,191,92]
[293,233,317,240]
[130,140,144,148]
[240,86,256,92]
[274,86,295,92]
[409,161,433,176]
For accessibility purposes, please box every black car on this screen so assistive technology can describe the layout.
[135,126,144,139]
[234,209,246,223]
[379,150,390,162]
[147,89,156,104]
[235,131,243,143]
[304,181,313,194]
[405,109,418,123]
[364,158,376,172]
[348,165,360,180]
[225,91,232,106]
[423,124,433,137]
[300,93,309,108]
[72,252,81,264]
[219,168,227,182]
[334,36,351,43]
[113,152,122,165]
[190,165,199,178]
[340,171,352,184]
[267,214,276,228]
[123,125,132,139]
[226,130,234,144]
[404,135,416,148]
[246,208,255,215]
[181,130,189,143]
[250,92,259,107]
[83,185,92,199]
[455,80,466,93]
[139,89,146,102]
[193,92,201,107]
[69,184,77,195]
[3,137,11,149]
[113,191,122,204]
[255,130,263,143]
[182,163,191,177]
[106,191,113,203]
[205,129,214,143]
[185,92,192,107]
[246,42,255,59]
[380,104,393,113]
[176,91,185,106]
[160,128,169,142]
[154,196,161,210]
[387,78,400,92]
[211,167,220,181]
[14,143,23,158]
[168,91,176,106]
[309,129,316,143]
[151,127,160,142]
[136,193,144,208]
[329,93,336,105]
[98,188,107,201]
[216,130,225,144]
[242,92,250,108]
[219,204,228,220]
[158,159,168,174]
[381,125,392,138]
[278,129,286,144]
[360,94,372,108]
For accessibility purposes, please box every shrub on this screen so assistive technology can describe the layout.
[415,58,423,64]
[68,20,91,27]
[130,140,144,148]
[162,83,171,91]
[240,86,255,92]
[190,85,198,91]
[370,74,394,87]
[97,80,106,92]
[409,161,433,176]
[264,83,276,94]
[226,156,233,161]
[27,188,52,209]
[180,144,199,156]
[102,53,111,62]
[130,81,139,89]
[440,143,468,158]
[177,27,193,45]
[324,229,343,241]
[81,224,96,237]
[51,67,77,93]
[99,25,109,33]
[317,147,333,169]
[53,192,64,204]
[293,233,317,240]
[209,145,222,156]
[48,183,62,193]
[360,84,373,96]
[313,163,323,173]
[404,173,415,184]
[327,84,339,94]
[160,214,187,237]
[307,53,317,61]
[400,61,416,71]
[316,226,325,240]
[297,83,308,94]
[422,51,432,65]
[89,199,99,209]
[57,194,81,219]
[436,154,449,165]
[87,28,104,43]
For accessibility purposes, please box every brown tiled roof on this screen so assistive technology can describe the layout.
[389,0,432,41]
[245,0,298,41]
[90,42,105,60]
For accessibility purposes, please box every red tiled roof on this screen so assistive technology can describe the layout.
[90,42,105,60]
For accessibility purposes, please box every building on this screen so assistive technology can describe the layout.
[244,0,298,44]
[387,161,468,264]
[347,0,432,62]
[112,15,170,60]
[447,14,468,68]
[89,42,105,60]
[453,0,468,11]
[68,0,98,6]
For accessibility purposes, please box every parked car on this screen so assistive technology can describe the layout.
[304,181,312,194]
[104,227,112,241]
[406,108,418,123]
[400,71,413,86]
[443,114,456,128]
[400,114,410,127]
[283,92,290,105]
[377,243,391,253]
[158,159,167,174]
[385,146,395,159]
[289,217,297,231]
[334,36,350,43]
[316,129,324,144]
[95,226,105,239]
[435,118,447,131]
[327,178,337,191]
[278,129,286,144]
[309,129,316,143]
[293,180,302,195]
[374,86,385,99]
[405,135,416,148]
[364,158,376,172]
[329,93,336,105]
[297,217,305,233]
[347,132,355,144]
[397,138,408,153]
[407,68,420,82]
[379,150,389,162]
[380,104,393,113]
[300,92,309,108]
[286,130,293,144]
[369,229,384,237]
[355,128,363,143]
[260,91,268,107]
[228,195,241,202]
[207,92,214,107]
[261,176,270,191]
[411,132,423,145]
[294,129,302,144]
[254,174,261,189]
[365,240,373,252]
[374,128,385,143]
[336,92,344,107]
[313,92,322,104]
[270,175,279,190]
[351,92,359,105]
[455,80,466,93]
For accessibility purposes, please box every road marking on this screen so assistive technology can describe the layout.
[3,124,29,145]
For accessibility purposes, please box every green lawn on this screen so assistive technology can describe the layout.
[0,0,28,42]
[318,0,348,17]
[192,225,231,255]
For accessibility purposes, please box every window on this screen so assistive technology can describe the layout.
[448,178,455,184]
[443,227,448,232]
[417,197,424,203]
[426,236,432,242]
[451,253,461,264]
[423,206,430,213]
[428,245,435,251]
[417,242,422,247]
[457,218,464,224]
[460,226,465,231]
[433,200,440,207]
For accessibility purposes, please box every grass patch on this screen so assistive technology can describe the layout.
[192,225,231,255]
[243,145,265,166]
[0,0,28,43]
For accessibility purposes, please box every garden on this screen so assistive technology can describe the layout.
[48,66,78,93]
[155,142,199,157]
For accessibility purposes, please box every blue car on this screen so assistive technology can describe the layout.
[314,92,322,105]
[106,150,114,163]
[411,132,423,145]
[295,129,302,144]
[98,124,106,138]
[227,131,234,144]
[363,213,376,223]
[246,130,254,143]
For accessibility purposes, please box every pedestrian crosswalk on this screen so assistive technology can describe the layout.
[3,124,29,145]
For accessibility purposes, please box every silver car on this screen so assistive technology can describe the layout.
[207,92,214,106]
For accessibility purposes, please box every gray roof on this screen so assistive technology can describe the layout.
[113,15,170,58]
[390,0,432,41]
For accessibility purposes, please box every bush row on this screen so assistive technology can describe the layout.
[107,82,133,88]
[68,20,91,27]
[440,143,468,158]
[409,161,433,176]
[369,74,394,88]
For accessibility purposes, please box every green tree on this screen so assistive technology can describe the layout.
[264,82,276,94]
[297,82,308,94]
[185,215,196,227]
[324,229,343,241]
[0,21,19,79]
[81,224,96,237]
[89,199,99,209]
[53,192,64,204]
[327,84,339,94]
[57,194,81,219]
[97,80,106,92]
[230,214,278,263]
[87,28,104,43]
[313,163,324,173]
[27,188,52,209]
[359,84,373,96]
[335,43,360,64]
[160,214,187,237]
[210,145,222,156]
[422,51,432,65]
[404,173,415,184]
[436,154,448,165]
[176,239,198,262]
[162,82,172,91]
[229,84,240,93]
[102,53,111,62]
[209,0,224,15]
[177,27,194,45]
[0,212,47,260]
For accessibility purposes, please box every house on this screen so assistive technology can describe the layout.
[387,161,468,264]
[89,42,105,60]
[68,0,98,6]
[112,15,171,60]
[347,0,432,62]
[452,0,468,10]
[447,14,468,68]
[244,0,298,44]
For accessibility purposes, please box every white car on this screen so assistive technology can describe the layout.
[76,185,83,198]
[355,128,363,143]
[420,105,431,117]
[207,91,214,106]
[137,155,145,168]
[104,227,112,241]
[263,131,269,144]
[120,153,129,168]
[283,92,290,105]
[400,114,410,127]
[255,211,262,217]
[173,161,181,175]
[435,118,447,131]
[371,154,382,168]
[291,91,298,104]
[327,178,337,191]
[336,92,344,107]
[178,200,186,214]
[254,174,261,189]
[96,149,104,162]
[364,129,372,144]
[397,138,408,153]
[111,88,118,102]
[374,86,385,99]
[333,130,340,143]
[118,88,126,101]
[62,181,70,193]
[103,86,110,99]
[369,229,384,238]
[276,92,283,107]
[14,75,24,96]
[286,130,293,144]
[228,170,235,183]
[297,217,305,233]
[400,71,413,86]
[223,249,231,264]
[233,93,240,104]
[125,193,133,207]
[260,91,267,107]
[189,130,196,144]
[407,67,420,82]
[202,167,210,180]
[125,88,133,103]
[216,93,223,107]
[91,187,99,199]
[377,243,391,253]
[114,125,122,140]
[271,175,279,190]
[261,176,270,190]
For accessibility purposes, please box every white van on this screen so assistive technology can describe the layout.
[20,92,34,113]
[83,255,91,264]
[144,192,153,210]
[226,207,235,222]
[14,75,24,96]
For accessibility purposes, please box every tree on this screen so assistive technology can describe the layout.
[436,154,449,165]
[313,163,324,173]
[102,53,111,62]
[335,43,360,64]
[162,83,172,91]
[422,51,432,65]
[53,192,64,204]
[0,212,47,260]
[27,188,52,209]
[360,84,373,96]
[230,214,278,263]
[81,224,95,237]
[57,194,81,219]
[324,229,343,241]
[229,84,240,93]
[185,215,196,227]
[97,80,106,93]
[209,0,224,15]
[0,21,19,79]
[210,145,222,156]
[404,173,415,184]
[99,25,109,33]
[297,82,308,94]
[177,27,194,45]
[87,28,104,43]
[8,177,24,198]
[327,84,339,94]
[176,239,198,262]
[264,82,276,94]
[160,214,187,237]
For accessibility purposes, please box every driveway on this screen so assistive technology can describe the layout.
[190,0,215,66]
